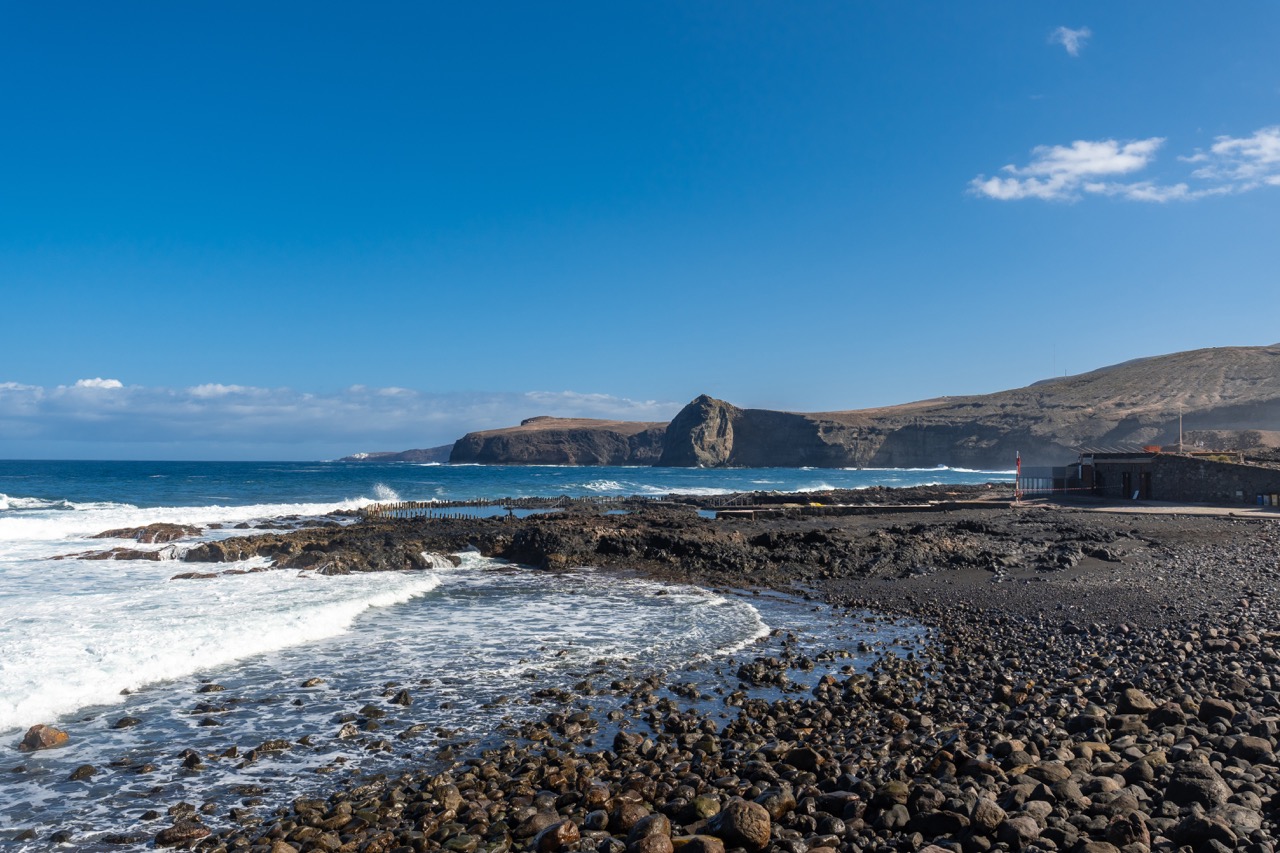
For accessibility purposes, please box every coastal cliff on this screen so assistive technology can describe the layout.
[659,344,1280,468]
[449,416,667,465]
[446,345,1280,468]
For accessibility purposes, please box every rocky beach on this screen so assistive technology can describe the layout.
[19,486,1280,853]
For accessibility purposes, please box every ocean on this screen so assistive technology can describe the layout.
[0,460,1009,849]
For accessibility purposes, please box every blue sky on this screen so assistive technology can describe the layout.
[2,2,1278,459]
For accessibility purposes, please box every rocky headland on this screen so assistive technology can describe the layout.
[46,489,1280,853]
[443,345,1280,469]
[450,417,668,466]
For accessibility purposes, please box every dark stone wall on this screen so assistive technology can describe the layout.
[1152,455,1280,504]
[1094,456,1280,503]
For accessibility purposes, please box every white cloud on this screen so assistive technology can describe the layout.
[970,138,1163,201]
[0,380,684,459]
[972,126,1280,203]
[523,390,675,421]
[1049,26,1092,57]
[187,383,255,397]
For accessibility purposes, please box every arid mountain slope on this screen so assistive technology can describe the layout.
[660,345,1280,468]
[443,345,1280,468]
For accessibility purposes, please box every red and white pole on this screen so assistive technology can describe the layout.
[1015,451,1022,503]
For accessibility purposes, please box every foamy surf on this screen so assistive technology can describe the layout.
[0,495,374,543]
[0,564,443,733]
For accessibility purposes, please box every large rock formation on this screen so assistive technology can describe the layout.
[450,417,667,465]
[659,344,1280,468]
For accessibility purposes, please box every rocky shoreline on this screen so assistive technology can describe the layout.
[21,490,1280,853]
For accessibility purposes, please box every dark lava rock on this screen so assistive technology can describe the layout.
[93,523,201,543]
[1164,762,1232,808]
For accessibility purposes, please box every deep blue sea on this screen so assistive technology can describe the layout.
[0,459,1012,510]
[0,461,1005,849]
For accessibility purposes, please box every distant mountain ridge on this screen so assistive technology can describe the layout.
[349,345,1280,468]
[339,445,453,464]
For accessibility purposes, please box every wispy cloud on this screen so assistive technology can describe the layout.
[971,125,1280,203]
[1182,126,1280,190]
[1049,26,1092,57]
[0,381,682,459]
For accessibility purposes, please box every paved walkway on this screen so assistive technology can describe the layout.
[1024,496,1280,520]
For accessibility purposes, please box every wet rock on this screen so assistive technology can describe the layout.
[68,764,96,781]
[706,799,770,851]
[155,821,211,847]
[532,819,579,853]
[94,523,201,543]
[19,724,68,751]
[753,787,797,821]
[112,716,141,729]
[610,801,651,834]
[515,812,560,839]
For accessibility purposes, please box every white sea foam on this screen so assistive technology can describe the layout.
[0,493,77,511]
[0,564,443,733]
[636,485,736,496]
[0,495,374,544]
[582,479,625,492]
[372,483,401,501]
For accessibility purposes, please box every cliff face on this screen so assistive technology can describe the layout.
[659,345,1280,469]
[450,417,667,465]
